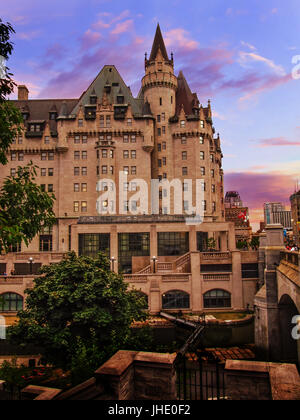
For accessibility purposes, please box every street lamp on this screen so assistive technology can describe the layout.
[110,257,116,272]
[28,257,34,275]
[152,256,158,274]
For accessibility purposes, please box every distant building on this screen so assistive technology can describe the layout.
[290,191,300,244]
[264,202,285,225]
[225,191,243,209]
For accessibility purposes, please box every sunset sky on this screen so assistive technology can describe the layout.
[2,0,300,229]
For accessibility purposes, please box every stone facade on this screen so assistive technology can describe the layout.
[0,25,260,317]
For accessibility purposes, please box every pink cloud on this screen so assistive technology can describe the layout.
[257,137,300,147]
[81,29,102,50]
[165,28,198,50]
[239,73,293,101]
[111,19,133,35]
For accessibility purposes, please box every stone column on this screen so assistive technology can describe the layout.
[228,223,236,251]
[149,275,162,314]
[220,231,228,251]
[258,232,266,288]
[110,225,118,273]
[189,225,197,252]
[190,252,201,311]
[231,251,243,309]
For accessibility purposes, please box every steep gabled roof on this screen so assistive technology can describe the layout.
[70,65,144,116]
[176,71,199,116]
[149,24,169,61]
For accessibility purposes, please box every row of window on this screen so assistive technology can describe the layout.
[0,289,231,312]
[78,116,134,128]
[180,136,205,145]
[180,120,205,129]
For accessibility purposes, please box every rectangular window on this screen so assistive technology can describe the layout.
[131,135,136,143]
[212,202,216,212]
[180,120,185,128]
[18,152,24,161]
[123,135,129,143]
[158,232,189,256]
[127,118,132,126]
[41,152,47,161]
[110,166,114,175]
[200,167,205,176]
[123,166,129,175]
[82,151,87,160]
[81,201,87,212]
[74,201,79,212]
[102,149,108,158]
[74,151,80,160]
[131,150,136,159]
[131,166,136,175]
[157,127,161,136]
[161,112,165,121]
[181,137,187,144]
[43,136,50,145]
[211,169,215,178]
[74,183,80,192]
[82,167,87,176]
[118,232,150,274]
[48,184,53,192]
[41,184,46,192]
[131,182,137,191]
[162,141,166,150]
[201,182,206,192]
[48,152,54,161]
[162,157,166,165]
[106,115,111,127]
[102,166,108,174]
[48,168,54,176]
[212,184,215,193]
[10,168,16,176]
[78,119,83,127]
[74,135,80,144]
[200,151,205,160]
[182,151,187,160]
[210,154,214,162]
[79,233,110,258]
[182,167,188,176]
[199,136,204,144]
[82,135,88,144]
[200,120,205,128]
[202,200,207,211]
[39,235,52,252]
[157,115,161,122]
[11,153,16,161]
[100,116,104,128]
[74,167,80,176]
[162,126,166,134]
[109,150,114,158]
[158,143,161,152]
[123,150,129,159]
[18,137,23,144]
[158,159,162,168]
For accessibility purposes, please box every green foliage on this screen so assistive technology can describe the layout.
[0,358,28,389]
[0,163,56,252]
[206,237,216,251]
[249,236,260,250]
[0,19,16,101]
[0,102,23,165]
[8,252,148,373]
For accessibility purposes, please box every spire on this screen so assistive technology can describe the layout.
[149,23,169,61]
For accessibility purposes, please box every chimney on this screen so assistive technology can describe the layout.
[18,85,29,101]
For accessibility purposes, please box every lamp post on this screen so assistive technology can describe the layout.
[110,257,116,272]
[152,256,158,274]
[28,257,34,275]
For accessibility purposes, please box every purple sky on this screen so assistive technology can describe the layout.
[2,0,300,229]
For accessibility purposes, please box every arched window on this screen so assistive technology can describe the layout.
[203,289,231,308]
[0,293,23,312]
[162,290,190,309]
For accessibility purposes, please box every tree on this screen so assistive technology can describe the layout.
[0,20,56,251]
[0,164,56,252]
[0,19,23,165]
[8,252,148,373]
[206,237,216,251]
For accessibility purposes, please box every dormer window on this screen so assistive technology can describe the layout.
[50,112,57,120]
[117,95,124,104]
[90,96,97,105]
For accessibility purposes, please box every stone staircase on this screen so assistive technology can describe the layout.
[136,252,191,274]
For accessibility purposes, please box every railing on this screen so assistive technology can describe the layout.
[175,252,191,269]
[137,265,151,274]
[280,251,299,267]
[157,262,173,271]
[0,276,25,285]
[163,274,190,282]
[203,273,230,281]
[201,252,231,260]
[123,275,148,283]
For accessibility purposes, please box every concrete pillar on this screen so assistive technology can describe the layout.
[150,224,157,258]
[71,224,78,254]
[220,231,227,251]
[110,226,118,273]
[190,252,201,311]
[258,232,266,288]
[231,251,243,309]
[149,275,161,314]
[189,225,197,252]
[228,223,236,251]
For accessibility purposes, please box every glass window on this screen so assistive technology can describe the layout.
[78,119,83,127]
[123,135,129,143]
[74,201,79,212]
[199,136,204,144]
[74,135,80,144]
[74,167,80,176]
[82,167,87,175]
[181,137,187,144]
[182,151,187,160]
[82,135,88,144]
[127,118,132,126]
[180,120,185,128]
[48,184,53,192]
[203,290,231,308]
[18,152,24,161]
[74,183,80,192]
[74,151,80,160]
[81,201,87,212]
[182,167,188,176]
[162,141,166,150]
[0,293,23,312]
[158,232,189,256]
[200,120,205,128]
[79,233,110,257]
[82,151,87,160]
[201,167,205,176]
[131,166,136,175]
[131,135,136,143]
[131,150,136,159]
[123,150,129,159]
[118,233,150,274]
[44,136,50,144]
[158,143,161,152]
[10,168,16,177]
[197,232,208,251]
[200,151,205,160]
[48,152,54,161]
[39,235,53,252]
[123,166,129,174]
[162,290,190,309]
[48,168,54,176]
[81,183,87,192]
[102,165,108,174]
[102,149,108,158]
[11,153,16,161]
[100,116,104,128]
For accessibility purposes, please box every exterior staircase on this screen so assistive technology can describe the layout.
[136,252,191,274]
